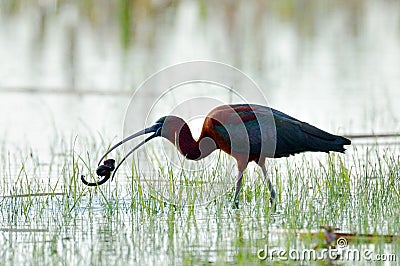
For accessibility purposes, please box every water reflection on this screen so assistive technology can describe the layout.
[0,1,400,264]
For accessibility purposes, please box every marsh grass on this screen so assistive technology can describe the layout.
[0,136,399,265]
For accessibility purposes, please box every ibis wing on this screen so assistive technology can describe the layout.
[212,107,277,155]
[273,111,351,156]
[206,104,350,158]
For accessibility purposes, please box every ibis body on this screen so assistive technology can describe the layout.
[97,104,351,207]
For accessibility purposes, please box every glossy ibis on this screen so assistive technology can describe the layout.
[94,104,351,207]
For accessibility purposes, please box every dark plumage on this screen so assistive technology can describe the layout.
[272,108,351,157]
[89,104,351,208]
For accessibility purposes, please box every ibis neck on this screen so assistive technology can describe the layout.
[165,122,216,160]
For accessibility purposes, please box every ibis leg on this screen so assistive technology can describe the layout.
[233,171,244,208]
[261,165,276,205]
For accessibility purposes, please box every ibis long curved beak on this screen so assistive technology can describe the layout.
[97,122,162,181]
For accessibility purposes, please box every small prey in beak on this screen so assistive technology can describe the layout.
[81,119,164,186]
[81,159,115,186]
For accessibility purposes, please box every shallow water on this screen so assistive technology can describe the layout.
[1,1,400,265]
